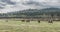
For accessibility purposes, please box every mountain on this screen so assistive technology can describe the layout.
[0,8,60,17]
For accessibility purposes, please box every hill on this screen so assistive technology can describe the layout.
[0,8,60,17]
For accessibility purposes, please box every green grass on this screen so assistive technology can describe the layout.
[0,19,60,32]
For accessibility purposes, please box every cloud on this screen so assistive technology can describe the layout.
[0,0,16,5]
[0,0,60,13]
[22,0,60,8]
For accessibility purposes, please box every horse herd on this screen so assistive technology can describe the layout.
[5,19,53,23]
[17,19,53,23]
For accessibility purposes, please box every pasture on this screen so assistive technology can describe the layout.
[0,19,60,32]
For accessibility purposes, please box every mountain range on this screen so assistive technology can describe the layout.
[0,8,60,17]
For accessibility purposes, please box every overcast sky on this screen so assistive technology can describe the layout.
[0,0,60,13]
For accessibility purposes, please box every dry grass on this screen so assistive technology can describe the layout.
[0,19,60,32]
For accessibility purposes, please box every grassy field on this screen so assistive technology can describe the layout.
[0,19,60,32]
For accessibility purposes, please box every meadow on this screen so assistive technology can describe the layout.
[0,19,60,32]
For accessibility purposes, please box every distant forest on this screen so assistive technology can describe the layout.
[0,8,60,17]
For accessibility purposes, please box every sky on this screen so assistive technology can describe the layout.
[0,0,60,13]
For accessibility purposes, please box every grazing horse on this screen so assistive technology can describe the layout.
[6,20,8,22]
[38,20,40,23]
[21,20,25,22]
[48,18,53,23]
[26,20,30,22]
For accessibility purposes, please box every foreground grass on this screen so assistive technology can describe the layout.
[0,19,60,32]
